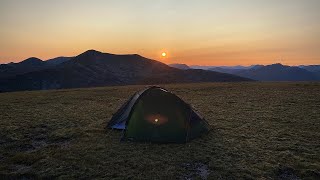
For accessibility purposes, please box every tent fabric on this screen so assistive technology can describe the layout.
[107,86,210,143]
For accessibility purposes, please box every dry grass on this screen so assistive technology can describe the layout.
[0,82,319,179]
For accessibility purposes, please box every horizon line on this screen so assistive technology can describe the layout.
[1,49,319,67]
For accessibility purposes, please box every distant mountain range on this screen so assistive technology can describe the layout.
[190,65,256,70]
[170,63,320,81]
[169,64,191,70]
[0,50,250,92]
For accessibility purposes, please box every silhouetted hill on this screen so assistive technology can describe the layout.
[0,56,72,79]
[46,57,72,66]
[0,50,251,92]
[20,57,44,66]
[0,57,47,78]
[169,64,191,70]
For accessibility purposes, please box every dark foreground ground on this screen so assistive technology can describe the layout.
[0,83,319,179]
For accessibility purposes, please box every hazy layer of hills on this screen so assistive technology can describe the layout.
[169,64,191,70]
[0,50,250,92]
[170,63,320,81]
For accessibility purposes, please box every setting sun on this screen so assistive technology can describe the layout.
[161,52,167,57]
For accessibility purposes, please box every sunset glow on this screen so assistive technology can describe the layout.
[0,0,319,65]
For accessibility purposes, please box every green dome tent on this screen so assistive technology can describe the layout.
[107,86,210,143]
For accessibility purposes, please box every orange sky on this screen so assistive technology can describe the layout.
[0,0,319,65]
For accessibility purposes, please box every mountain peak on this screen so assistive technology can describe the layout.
[75,50,105,60]
[83,49,103,55]
[266,63,290,69]
[131,54,142,57]
[22,57,42,62]
[270,63,284,66]
[20,57,44,65]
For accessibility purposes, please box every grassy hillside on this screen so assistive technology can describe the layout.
[0,83,319,179]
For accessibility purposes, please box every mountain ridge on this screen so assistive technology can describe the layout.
[208,63,320,81]
[0,50,251,92]
[169,63,191,70]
